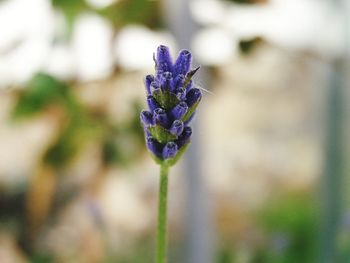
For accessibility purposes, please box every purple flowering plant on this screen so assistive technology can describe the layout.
[141,45,201,166]
[140,45,202,263]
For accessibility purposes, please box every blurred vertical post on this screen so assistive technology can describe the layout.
[338,0,350,260]
[320,64,343,263]
[162,0,214,262]
[319,0,349,262]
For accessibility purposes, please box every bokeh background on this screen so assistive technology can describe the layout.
[0,0,349,262]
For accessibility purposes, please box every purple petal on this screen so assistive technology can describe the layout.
[140,110,154,127]
[144,127,151,137]
[170,102,188,120]
[171,74,185,92]
[186,88,202,107]
[146,136,162,158]
[156,45,173,73]
[174,50,192,75]
[158,71,173,90]
[162,142,178,159]
[144,75,154,95]
[153,108,170,127]
[150,81,159,92]
[176,87,186,101]
[147,95,160,112]
[176,126,192,148]
[169,120,184,136]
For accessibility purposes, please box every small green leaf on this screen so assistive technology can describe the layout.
[181,99,201,123]
[151,154,164,165]
[152,90,179,110]
[149,125,176,144]
[184,66,200,88]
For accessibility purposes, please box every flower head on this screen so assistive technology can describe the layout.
[140,45,202,166]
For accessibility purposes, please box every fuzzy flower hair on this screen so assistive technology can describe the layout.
[140,45,202,166]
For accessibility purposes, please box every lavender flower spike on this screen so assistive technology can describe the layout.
[140,45,202,165]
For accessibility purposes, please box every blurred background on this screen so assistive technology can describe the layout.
[0,0,349,262]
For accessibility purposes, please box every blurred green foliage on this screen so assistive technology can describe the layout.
[12,73,144,169]
[11,73,77,119]
[216,246,236,263]
[30,253,54,263]
[52,0,161,29]
[52,0,88,21]
[224,0,258,4]
[99,0,160,28]
[214,194,317,263]
[239,37,261,54]
[6,71,146,260]
[253,194,317,263]
[43,119,100,168]
[102,102,144,166]
[104,237,154,263]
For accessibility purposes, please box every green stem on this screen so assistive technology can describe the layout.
[157,163,169,263]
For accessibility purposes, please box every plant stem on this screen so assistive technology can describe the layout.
[157,163,169,263]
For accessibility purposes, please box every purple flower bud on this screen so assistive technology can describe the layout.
[146,136,162,158]
[176,87,186,101]
[186,88,202,108]
[162,142,178,159]
[140,110,154,127]
[158,71,172,90]
[170,102,188,120]
[169,120,184,136]
[156,45,173,73]
[144,127,151,137]
[171,74,185,92]
[150,81,159,93]
[176,126,192,148]
[153,108,170,127]
[147,95,160,112]
[174,50,192,76]
[144,75,154,95]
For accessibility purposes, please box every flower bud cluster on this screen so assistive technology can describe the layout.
[140,45,202,165]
